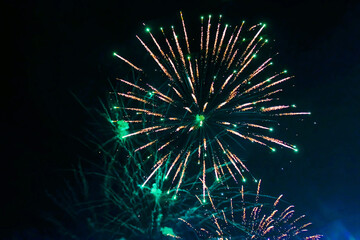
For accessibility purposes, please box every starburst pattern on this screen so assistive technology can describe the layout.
[111,12,310,197]
[180,180,322,239]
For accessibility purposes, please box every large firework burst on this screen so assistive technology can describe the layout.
[111,12,310,199]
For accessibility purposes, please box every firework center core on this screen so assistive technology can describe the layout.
[195,114,205,127]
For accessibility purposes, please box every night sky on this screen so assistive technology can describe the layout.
[4,0,360,239]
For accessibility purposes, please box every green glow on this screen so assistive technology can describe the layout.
[216,178,220,182]
[270,62,273,65]
[242,178,246,183]
[219,14,222,17]
[242,20,245,23]
[187,55,191,60]
[283,69,288,73]
[260,37,263,40]
[148,91,154,97]
[201,16,204,20]
[242,38,246,41]
[150,183,162,199]
[253,54,257,58]
[261,107,265,110]
[160,27,163,30]
[160,227,176,237]
[269,127,274,132]
[263,23,267,27]
[204,153,207,157]
[271,148,276,152]
[233,124,237,127]
[113,106,119,109]
[233,70,237,73]
[248,81,251,84]
[113,52,117,56]
[164,176,168,180]
[294,148,299,153]
[117,120,129,131]
[196,114,205,127]
[160,118,165,121]
[146,27,151,32]
[117,120,129,140]
[209,14,212,17]
[202,199,206,203]
[225,24,228,27]
[172,195,177,200]
[291,104,296,108]
[265,39,268,43]
[254,179,258,183]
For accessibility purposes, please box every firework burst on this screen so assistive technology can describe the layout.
[111,12,310,199]
[180,180,322,239]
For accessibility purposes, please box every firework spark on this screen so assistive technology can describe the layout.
[112,12,310,197]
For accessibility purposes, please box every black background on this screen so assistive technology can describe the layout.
[3,0,360,239]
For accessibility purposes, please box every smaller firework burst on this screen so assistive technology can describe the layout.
[179,180,322,239]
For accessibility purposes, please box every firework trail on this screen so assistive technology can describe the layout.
[49,144,209,239]
[49,154,321,239]
[112,12,310,200]
[179,180,322,239]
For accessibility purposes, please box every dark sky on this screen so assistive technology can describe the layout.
[3,0,360,239]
